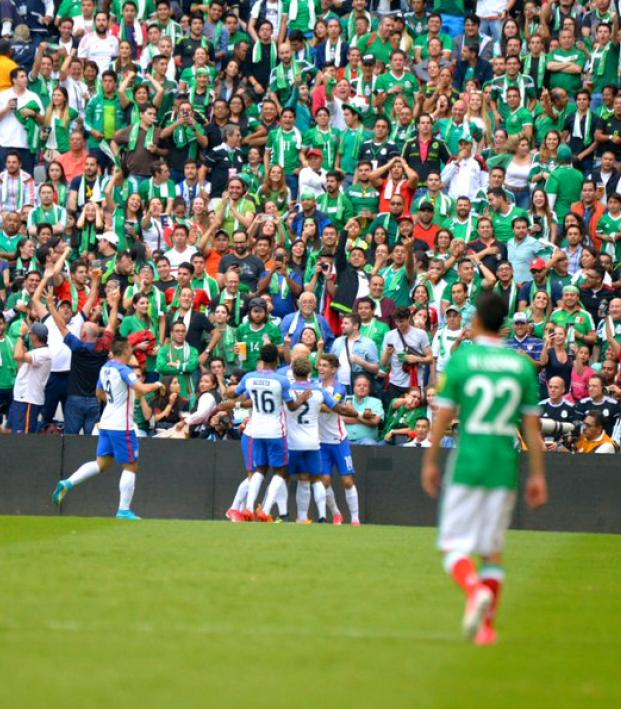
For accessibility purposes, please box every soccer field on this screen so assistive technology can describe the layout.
[1,518,619,708]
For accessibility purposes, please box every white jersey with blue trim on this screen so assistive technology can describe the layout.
[318,380,349,444]
[286,382,337,451]
[236,369,293,439]
[97,360,138,431]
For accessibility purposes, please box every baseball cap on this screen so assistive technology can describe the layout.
[362,54,376,65]
[342,102,364,117]
[458,135,474,144]
[300,190,317,201]
[97,231,119,246]
[445,304,462,314]
[30,322,48,341]
[248,297,267,311]
[418,201,434,212]
[563,285,580,295]
[513,312,529,324]
[530,257,547,271]
[398,215,414,223]
[307,148,323,159]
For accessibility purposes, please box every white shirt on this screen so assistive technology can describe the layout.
[404,437,431,447]
[13,346,52,406]
[285,382,336,450]
[97,360,138,431]
[73,15,95,37]
[382,326,430,388]
[318,381,348,443]
[0,89,44,149]
[61,77,89,113]
[441,157,489,200]
[165,245,198,276]
[235,370,293,439]
[43,313,83,372]
[298,166,327,198]
[78,31,119,75]
[476,0,508,17]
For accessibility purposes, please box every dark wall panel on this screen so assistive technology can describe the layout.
[0,435,63,516]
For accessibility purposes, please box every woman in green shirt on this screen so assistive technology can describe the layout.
[74,201,103,257]
[42,87,78,157]
[525,289,550,340]
[46,161,69,208]
[209,303,237,370]
[119,293,162,376]
[383,387,428,443]
[528,188,558,244]
[529,130,560,189]
[256,165,292,215]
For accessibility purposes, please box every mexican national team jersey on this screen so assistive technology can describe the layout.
[235,321,284,372]
[374,71,419,116]
[285,382,337,450]
[97,360,139,431]
[235,369,293,439]
[437,338,539,489]
[318,381,348,444]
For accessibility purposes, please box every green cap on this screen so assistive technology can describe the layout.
[342,102,363,117]
[557,144,573,163]
[563,285,580,294]
[300,190,317,201]
[196,67,210,77]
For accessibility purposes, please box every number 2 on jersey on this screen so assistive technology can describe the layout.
[464,375,521,436]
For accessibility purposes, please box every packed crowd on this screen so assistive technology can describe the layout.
[1,0,621,453]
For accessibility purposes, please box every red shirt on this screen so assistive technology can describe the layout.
[379,179,415,214]
[165,286,210,312]
[413,223,441,249]
[55,280,97,312]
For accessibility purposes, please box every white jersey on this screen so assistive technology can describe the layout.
[97,359,138,431]
[318,380,349,444]
[286,382,337,451]
[236,370,293,439]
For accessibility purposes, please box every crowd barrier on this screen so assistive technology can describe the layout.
[1,435,619,533]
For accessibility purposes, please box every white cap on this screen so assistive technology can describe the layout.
[97,231,119,246]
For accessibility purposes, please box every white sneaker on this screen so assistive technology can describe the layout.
[462,585,493,642]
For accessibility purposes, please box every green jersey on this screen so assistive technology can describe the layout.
[236,320,283,371]
[374,70,419,116]
[547,47,586,96]
[360,318,389,353]
[490,204,528,244]
[437,339,539,489]
[433,0,465,14]
[266,127,303,173]
[282,0,319,33]
[596,211,621,262]
[120,314,160,371]
[0,334,17,389]
[139,178,177,204]
[414,32,452,60]
[589,41,620,93]
[357,31,394,64]
[544,166,584,222]
[504,107,533,136]
[446,215,478,243]
[489,74,536,116]
[550,308,595,343]
[317,192,354,231]
[346,182,380,220]
[435,118,482,156]
[380,264,411,307]
[0,230,22,256]
[338,125,371,175]
[303,126,340,170]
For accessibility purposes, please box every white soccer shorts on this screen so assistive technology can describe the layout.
[438,484,517,557]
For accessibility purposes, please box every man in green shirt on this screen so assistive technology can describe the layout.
[546,28,586,97]
[346,160,380,231]
[265,106,306,198]
[155,320,200,400]
[586,22,620,97]
[487,188,528,244]
[0,313,17,418]
[356,295,389,352]
[414,12,452,61]
[0,212,22,259]
[489,55,537,121]
[501,86,534,140]
[373,49,419,117]
[317,172,355,231]
[545,144,584,223]
[269,41,315,110]
[357,15,395,64]
[435,99,483,155]
[280,0,320,39]
[550,285,596,348]
[378,241,415,307]
[422,291,546,645]
[235,298,283,372]
[336,103,371,180]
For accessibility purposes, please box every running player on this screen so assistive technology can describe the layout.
[317,353,361,525]
[232,343,311,521]
[52,338,166,519]
[276,357,355,524]
[422,293,548,645]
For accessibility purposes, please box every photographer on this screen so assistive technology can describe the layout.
[256,246,303,319]
[575,411,618,454]
[539,376,575,451]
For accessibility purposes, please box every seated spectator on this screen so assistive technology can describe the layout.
[575,411,618,454]
[148,376,190,431]
[539,376,575,451]
[382,387,427,445]
[343,374,385,446]
[574,374,621,436]
[403,416,432,448]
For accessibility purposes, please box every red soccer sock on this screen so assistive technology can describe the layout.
[447,554,480,595]
[480,566,505,625]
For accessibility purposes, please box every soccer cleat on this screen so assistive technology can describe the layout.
[241,509,255,522]
[332,514,343,526]
[318,517,327,524]
[351,520,361,526]
[226,508,245,523]
[462,585,493,642]
[475,622,498,646]
[116,509,141,520]
[255,505,273,523]
[51,480,71,506]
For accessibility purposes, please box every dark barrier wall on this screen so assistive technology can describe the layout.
[1,435,619,533]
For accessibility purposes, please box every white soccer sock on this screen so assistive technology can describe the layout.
[231,477,250,510]
[263,475,285,515]
[276,479,288,516]
[66,460,100,487]
[345,486,359,523]
[118,470,136,511]
[312,481,327,520]
[296,480,311,521]
[325,486,341,516]
[245,472,264,511]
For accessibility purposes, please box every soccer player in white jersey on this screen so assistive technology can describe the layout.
[279,357,355,523]
[317,353,361,525]
[232,343,311,522]
[52,338,165,519]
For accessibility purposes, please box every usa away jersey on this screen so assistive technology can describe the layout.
[436,339,539,489]
[286,383,337,451]
[236,370,293,439]
[318,381,349,444]
[97,360,139,431]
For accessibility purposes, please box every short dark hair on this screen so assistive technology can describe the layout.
[260,343,278,364]
[111,336,130,357]
[343,313,361,328]
[394,306,411,321]
[475,292,508,333]
[585,410,605,429]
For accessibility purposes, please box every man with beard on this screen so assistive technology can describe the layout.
[218,231,265,293]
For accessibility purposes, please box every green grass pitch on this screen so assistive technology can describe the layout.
[1,517,620,708]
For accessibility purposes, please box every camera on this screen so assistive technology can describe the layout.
[540,419,576,437]
[533,215,542,226]
[219,415,231,426]
[321,262,330,272]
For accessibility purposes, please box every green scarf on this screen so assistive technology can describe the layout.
[275,59,302,90]
[269,270,290,299]
[253,40,277,66]
[70,281,89,312]
[16,101,42,153]
[173,122,199,159]
[79,222,98,255]
[128,122,155,151]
